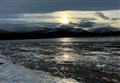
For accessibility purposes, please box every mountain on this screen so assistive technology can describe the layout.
[41,24,88,34]
[0,23,53,32]
[0,23,120,39]
[3,23,120,34]
[0,29,10,33]
[88,26,120,33]
[56,24,88,33]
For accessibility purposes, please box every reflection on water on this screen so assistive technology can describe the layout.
[55,38,79,63]
[62,54,70,61]
[55,53,79,63]
[58,38,72,43]
[57,78,79,83]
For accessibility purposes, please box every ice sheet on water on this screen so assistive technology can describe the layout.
[0,53,81,83]
[0,37,120,83]
[0,61,80,83]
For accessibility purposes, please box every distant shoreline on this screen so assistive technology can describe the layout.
[0,32,120,40]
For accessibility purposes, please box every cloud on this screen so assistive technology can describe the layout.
[111,18,120,20]
[95,12,110,20]
[76,18,96,21]
[78,20,95,28]
[95,12,120,21]
[1,10,119,28]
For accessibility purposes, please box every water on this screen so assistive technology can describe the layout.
[0,37,120,83]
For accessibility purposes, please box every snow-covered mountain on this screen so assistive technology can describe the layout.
[0,23,120,35]
[34,24,88,33]
[0,29,10,33]
[57,24,73,29]
[0,23,53,33]
[56,24,88,33]
[87,26,120,33]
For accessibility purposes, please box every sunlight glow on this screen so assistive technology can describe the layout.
[57,79,79,83]
[60,16,70,24]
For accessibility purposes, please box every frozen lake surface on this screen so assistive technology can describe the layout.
[0,37,120,83]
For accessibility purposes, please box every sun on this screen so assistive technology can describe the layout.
[60,16,70,24]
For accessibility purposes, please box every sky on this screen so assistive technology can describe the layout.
[1,0,119,14]
[0,0,120,28]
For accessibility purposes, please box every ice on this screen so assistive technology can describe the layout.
[0,37,120,83]
[101,77,119,83]
[0,59,80,83]
[0,52,81,83]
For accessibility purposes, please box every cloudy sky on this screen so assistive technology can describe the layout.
[0,0,120,28]
[1,0,119,14]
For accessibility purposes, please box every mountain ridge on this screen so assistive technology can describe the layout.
[0,23,120,39]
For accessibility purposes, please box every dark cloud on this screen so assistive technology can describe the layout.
[1,0,119,15]
[77,18,97,21]
[95,12,120,20]
[95,12,110,20]
[111,18,120,20]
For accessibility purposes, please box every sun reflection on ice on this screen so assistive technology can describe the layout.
[59,38,72,42]
[55,53,79,63]
[55,38,79,63]
[62,54,70,61]
[57,78,79,83]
